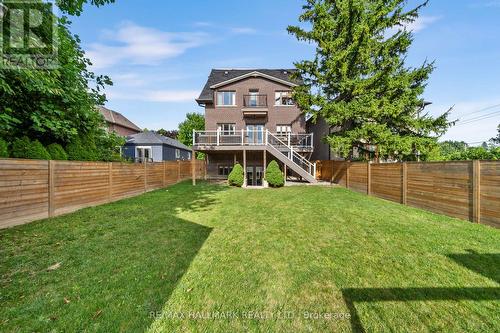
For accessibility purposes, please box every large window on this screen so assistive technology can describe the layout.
[216,91,236,106]
[136,146,152,162]
[218,123,236,135]
[175,149,180,159]
[275,91,294,106]
[276,125,292,136]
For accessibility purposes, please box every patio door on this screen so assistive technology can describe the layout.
[246,124,264,145]
[246,166,263,186]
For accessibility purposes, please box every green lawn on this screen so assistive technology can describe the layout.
[1,182,499,332]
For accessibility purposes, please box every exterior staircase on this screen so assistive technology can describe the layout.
[266,131,317,183]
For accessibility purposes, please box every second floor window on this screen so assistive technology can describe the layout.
[217,91,236,106]
[275,91,294,106]
[218,123,236,135]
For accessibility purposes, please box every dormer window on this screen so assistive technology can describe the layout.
[216,91,236,106]
[275,91,294,106]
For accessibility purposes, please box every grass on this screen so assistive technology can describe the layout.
[1,181,499,332]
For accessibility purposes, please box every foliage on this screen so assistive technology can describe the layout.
[157,129,179,139]
[46,143,68,160]
[491,124,500,145]
[227,163,244,187]
[11,137,51,160]
[448,146,500,161]
[66,136,98,161]
[10,137,32,159]
[0,139,9,157]
[265,160,284,187]
[178,112,205,159]
[56,0,116,16]
[439,140,468,157]
[288,0,452,161]
[0,0,118,161]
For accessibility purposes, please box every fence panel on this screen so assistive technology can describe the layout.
[407,162,472,221]
[53,161,110,216]
[349,162,368,194]
[111,163,145,200]
[147,163,164,191]
[0,159,49,228]
[317,159,499,228]
[480,161,500,228]
[371,163,403,203]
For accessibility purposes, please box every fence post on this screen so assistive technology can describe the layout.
[345,161,350,188]
[473,160,481,224]
[402,162,408,205]
[177,160,181,182]
[192,150,196,186]
[108,162,113,202]
[162,161,166,187]
[204,156,207,180]
[367,162,371,195]
[144,160,147,192]
[48,160,55,217]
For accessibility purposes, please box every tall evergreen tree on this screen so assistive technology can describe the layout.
[288,0,452,160]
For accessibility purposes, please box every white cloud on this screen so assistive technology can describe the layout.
[230,27,257,35]
[86,22,208,69]
[404,16,441,33]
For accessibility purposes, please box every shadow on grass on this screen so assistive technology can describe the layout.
[448,250,500,284]
[342,251,500,332]
[0,181,227,332]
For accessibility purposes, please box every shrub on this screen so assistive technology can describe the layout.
[66,136,98,161]
[28,140,51,160]
[228,163,244,187]
[47,143,68,160]
[0,139,8,157]
[11,136,32,158]
[265,160,284,187]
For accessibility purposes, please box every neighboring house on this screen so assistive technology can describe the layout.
[122,131,192,162]
[193,68,317,186]
[98,106,141,136]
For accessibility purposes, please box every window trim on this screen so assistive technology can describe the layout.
[216,90,237,106]
[218,123,236,135]
[175,148,180,159]
[276,125,292,136]
[136,146,152,162]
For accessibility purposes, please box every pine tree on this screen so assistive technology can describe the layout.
[288,0,452,161]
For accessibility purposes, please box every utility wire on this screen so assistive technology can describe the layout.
[454,103,500,120]
[455,110,500,126]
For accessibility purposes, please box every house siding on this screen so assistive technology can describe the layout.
[123,144,191,162]
[205,77,306,133]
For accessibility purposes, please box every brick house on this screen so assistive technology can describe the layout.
[193,69,316,186]
[98,106,141,137]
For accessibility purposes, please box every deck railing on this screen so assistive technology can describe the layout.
[193,130,313,149]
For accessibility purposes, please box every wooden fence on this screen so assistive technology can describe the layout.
[316,160,500,228]
[0,159,206,229]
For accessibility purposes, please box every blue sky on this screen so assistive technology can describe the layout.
[69,0,500,144]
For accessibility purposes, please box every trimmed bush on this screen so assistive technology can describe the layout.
[11,137,51,160]
[11,136,32,159]
[265,160,284,187]
[228,163,244,187]
[0,139,8,158]
[66,136,98,161]
[47,143,68,160]
[28,140,51,160]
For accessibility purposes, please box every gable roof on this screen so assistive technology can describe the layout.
[98,106,141,132]
[196,69,302,103]
[126,131,191,151]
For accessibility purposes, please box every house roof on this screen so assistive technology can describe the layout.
[98,106,141,132]
[126,131,191,151]
[196,69,302,103]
